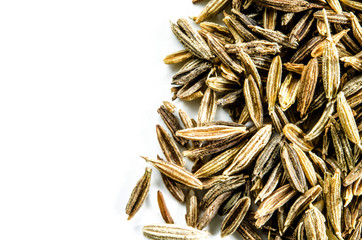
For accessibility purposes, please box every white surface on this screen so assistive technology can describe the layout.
[0,1,237,239]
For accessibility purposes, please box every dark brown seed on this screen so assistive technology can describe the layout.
[125,168,152,220]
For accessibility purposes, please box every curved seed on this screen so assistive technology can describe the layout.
[253,133,283,181]
[196,191,232,230]
[142,156,203,189]
[267,55,282,113]
[185,190,198,228]
[255,163,283,203]
[305,101,335,141]
[176,125,247,141]
[221,197,251,237]
[337,92,361,147]
[157,190,174,224]
[143,224,209,240]
[292,144,318,187]
[255,184,298,218]
[194,142,245,178]
[283,123,314,151]
[278,73,300,111]
[304,205,328,240]
[157,125,185,167]
[297,57,319,116]
[280,142,308,193]
[224,125,273,175]
[283,185,322,233]
[125,167,152,220]
[244,75,263,128]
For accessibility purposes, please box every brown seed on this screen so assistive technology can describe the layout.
[254,0,320,12]
[255,184,298,219]
[157,190,174,224]
[244,75,264,128]
[158,105,188,147]
[125,167,152,220]
[283,185,322,233]
[297,57,319,116]
[197,88,217,127]
[337,92,362,148]
[303,204,328,240]
[185,190,198,227]
[196,191,232,230]
[280,142,308,193]
[142,156,203,189]
[267,55,282,113]
[321,9,340,100]
[221,196,251,237]
[176,125,247,141]
[142,224,209,240]
[224,125,273,175]
[156,125,185,167]
[164,50,193,65]
[194,0,230,24]
[283,123,314,151]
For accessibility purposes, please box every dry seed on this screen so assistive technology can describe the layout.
[278,73,300,111]
[185,190,198,228]
[263,8,277,30]
[161,174,185,202]
[326,0,342,14]
[196,191,232,230]
[280,142,308,193]
[164,50,193,65]
[249,25,298,49]
[142,156,203,189]
[254,0,320,12]
[244,75,263,128]
[221,196,251,237]
[322,9,341,100]
[156,125,185,167]
[283,123,314,152]
[252,133,282,181]
[237,221,262,240]
[351,12,362,46]
[255,162,283,203]
[297,57,319,116]
[200,174,246,208]
[158,105,188,147]
[337,92,362,148]
[283,185,322,233]
[266,55,282,113]
[197,88,217,127]
[303,205,328,240]
[194,0,230,24]
[237,48,262,91]
[305,101,335,141]
[142,224,209,240]
[157,190,174,224]
[126,167,152,220]
[313,10,352,25]
[292,144,318,187]
[255,184,298,218]
[176,125,247,141]
[223,125,272,175]
[194,141,245,178]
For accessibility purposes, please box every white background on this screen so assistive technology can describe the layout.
[0,1,238,239]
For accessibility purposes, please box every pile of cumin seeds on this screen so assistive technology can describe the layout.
[126,0,362,239]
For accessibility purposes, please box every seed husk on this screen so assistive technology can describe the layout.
[221,196,251,237]
[143,224,209,240]
[126,167,152,220]
[142,156,203,189]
